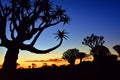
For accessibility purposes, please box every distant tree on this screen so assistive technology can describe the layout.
[82,34,105,50]
[91,45,111,62]
[113,45,120,56]
[32,63,37,68]
[51,64,57,67]
[62,48,80,65]
[76,52,86,63]
[43,63,48,67]
[0,0,69,79]
[82,34,106,62]
[28,65,31,69]
[91,45,110,56]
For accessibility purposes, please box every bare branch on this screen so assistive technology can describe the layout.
[43,20,62,29]
[26,19,62,43]
[30,31,42,46]
[0,16,8,43]
[49,20,62,27]
[20,38,63,54]
[23,19,58,41]
[23,21,44,41]
[10,25,15,40]
[38,21,45,28]
[0,0,5,16]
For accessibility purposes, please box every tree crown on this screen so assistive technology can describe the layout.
[0,0,70,53]
[82,34,105,49]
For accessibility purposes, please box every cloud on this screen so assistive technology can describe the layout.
[25,58,64,63]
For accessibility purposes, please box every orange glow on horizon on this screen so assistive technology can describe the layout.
[0,55,94,69]
[18,58,70,68]
[16,56,94,69]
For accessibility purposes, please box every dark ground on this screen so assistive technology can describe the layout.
[0,60,119,80]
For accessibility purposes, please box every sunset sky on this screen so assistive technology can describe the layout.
[0,0,120,68]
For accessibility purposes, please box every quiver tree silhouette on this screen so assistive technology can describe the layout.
[62,48,80,65]
[0,0,70,79]
[82,34,106,62]
[82,34,105,49]
[76,52,86,63]
[113,45,120,56]
[32,63,37,68]
[28,65,31,69]
[91,45,111,62]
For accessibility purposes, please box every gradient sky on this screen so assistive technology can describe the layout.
[0,0,120,67]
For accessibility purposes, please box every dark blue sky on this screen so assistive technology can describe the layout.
[51,0,120,53]
[0,0,120,65]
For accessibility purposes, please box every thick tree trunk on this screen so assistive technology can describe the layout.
[80,58,82,63]
[1,47,19,80]
[68,59,75,65]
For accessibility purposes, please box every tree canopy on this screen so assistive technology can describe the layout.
[0,0,70,53]
[62,48,79,65]
[82,34,105,49]
[113,45,120,56]
[62,48,86,65]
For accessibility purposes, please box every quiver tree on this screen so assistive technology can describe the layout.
[76,52,86,63]
[62,48,80,65]
[82,34,106,62]
[113,45,120,56]
[82,34,105,49]
[32,63,37,68]
[91,45,111,62]
[0,0,70,78]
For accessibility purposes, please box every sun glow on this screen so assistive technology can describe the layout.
[16,55,94,69]
[17,58,69,69]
